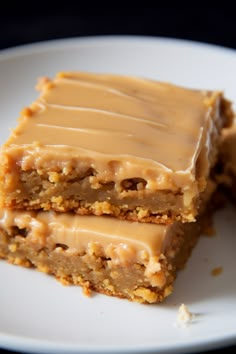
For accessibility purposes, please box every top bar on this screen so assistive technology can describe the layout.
[0,72,233,223]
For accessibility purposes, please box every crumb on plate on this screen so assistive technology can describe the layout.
[177,303,194,327]
[211,267,223,276]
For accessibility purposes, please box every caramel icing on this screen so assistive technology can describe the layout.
[0,208,179,265]
[3,71,225,194]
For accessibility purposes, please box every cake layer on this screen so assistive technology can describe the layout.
[0,72,233,223]
[0,208,206,304]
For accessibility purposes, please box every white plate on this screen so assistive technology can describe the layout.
[0,36,236,354]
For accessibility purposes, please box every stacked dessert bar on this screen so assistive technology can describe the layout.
[0,72,233,303]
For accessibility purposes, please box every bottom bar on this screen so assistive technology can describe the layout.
[0,208,208,304]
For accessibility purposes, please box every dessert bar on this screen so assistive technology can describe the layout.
[0,204,211,304]
[0,72,233,223]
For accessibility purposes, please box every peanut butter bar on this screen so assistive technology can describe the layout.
[0,72,233,223]
[0,204,211,304]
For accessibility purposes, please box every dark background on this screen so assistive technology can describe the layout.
[1,1,236,51]
[0,1,236,354]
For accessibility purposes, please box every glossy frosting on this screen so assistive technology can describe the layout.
[5,71,224,193]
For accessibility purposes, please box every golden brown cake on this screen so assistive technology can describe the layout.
[0,72,233,224]
[0,202,212,304]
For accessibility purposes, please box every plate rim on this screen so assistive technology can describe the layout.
[0,34,236,61]
[1,326,236,354]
